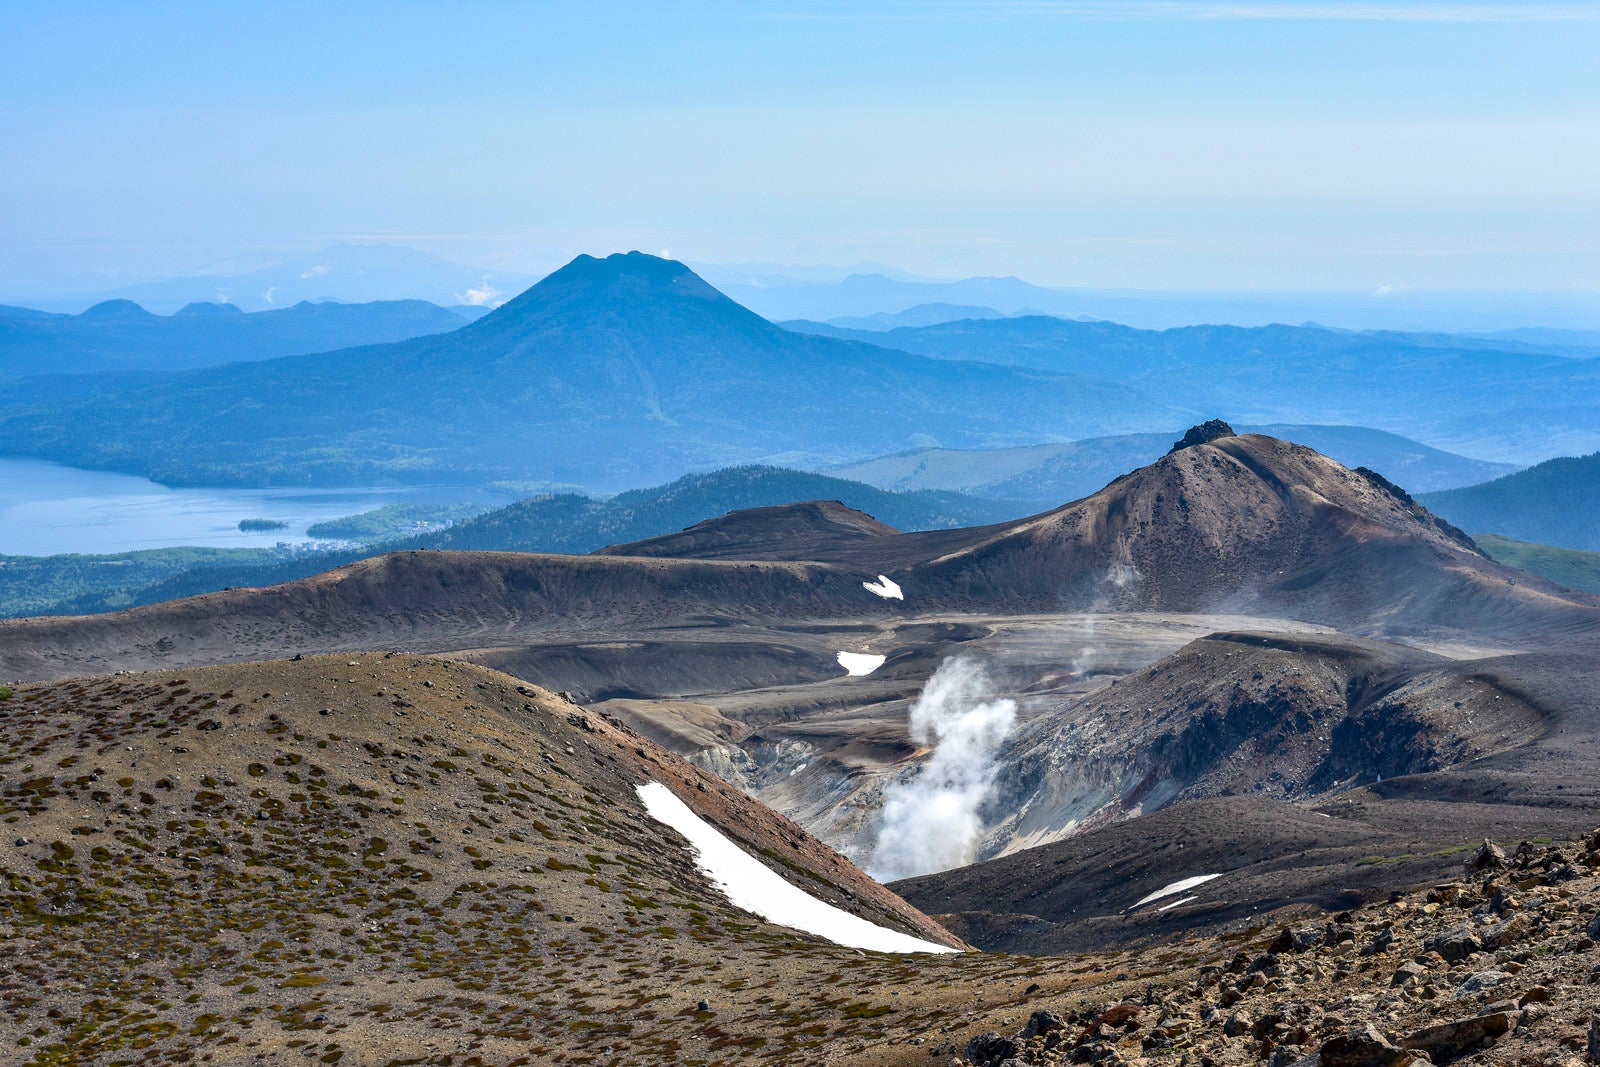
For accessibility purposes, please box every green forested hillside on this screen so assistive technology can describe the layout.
[0,546,309,617]
[1474,534,1600,595]
[1421,452,1600,550]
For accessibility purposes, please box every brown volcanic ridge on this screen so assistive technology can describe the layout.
[2,429,1596,684]
[606,430,1600,643]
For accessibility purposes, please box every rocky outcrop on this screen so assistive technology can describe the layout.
[948,829,1600,1066]
[1168,419,1237,454]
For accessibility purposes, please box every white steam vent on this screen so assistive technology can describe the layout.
[863,574,904,600]
[868,657,1017,881]
[636,782,955,954]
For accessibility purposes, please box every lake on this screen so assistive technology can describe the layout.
[0,457,500,556]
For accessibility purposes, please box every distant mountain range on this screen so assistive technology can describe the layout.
[0,297,482,377]
[827,424,1519,504]
[1471,327,1600,357]
[0,253,1185,489]
[702,267,1600,332]
[825,302,1009,331]
[7,243,538,314]
[786,315,1600,464]
[4,249,1598,494]
[1421,452,1600,551]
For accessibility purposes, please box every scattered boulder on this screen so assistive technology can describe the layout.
[1271,924,1327,954]
[1248,952,1283,976]
[1390,961,1429,989]
[1465,839,1508,876]
[1091,1003,1141,1032]
[1319,1022,1406,1067]
[1402,1011,1516,1063]
[964,1031,1019,1066]
[1023,1009,1067,1040]
[1362,927,1395,957]
[1479,915,1530,949]
[1426,924,1482,963]
[1451,971,1505,999]
[1069,1041,1116,1064]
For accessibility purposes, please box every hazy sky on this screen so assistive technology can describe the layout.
[4,1,1599,295]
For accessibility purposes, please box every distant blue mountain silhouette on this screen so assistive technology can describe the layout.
[0,252,1182,489]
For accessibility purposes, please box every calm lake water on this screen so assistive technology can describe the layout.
[0,457,497,557]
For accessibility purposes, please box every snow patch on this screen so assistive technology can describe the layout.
[837,651,887,676]
[636,782,955,954]
[863,574,903,600]
[1157,895,1198,912]
[1130,873,1223,910]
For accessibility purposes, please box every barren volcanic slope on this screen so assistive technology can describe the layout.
[0,654,999,1066]
[609,428,1600,645]
[4,657,1600,1066]
[4,428,1592,684]
[894,628,1600,954]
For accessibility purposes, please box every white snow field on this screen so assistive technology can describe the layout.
[836,651,888,676]
[1130,873,1223,910]
[863,574,904,600]
[636,782,956,954]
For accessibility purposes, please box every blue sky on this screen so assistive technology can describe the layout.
[3,1,1598,294]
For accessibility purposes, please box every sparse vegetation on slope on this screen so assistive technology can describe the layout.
[0,655,997,1066]
[2,655,1598,1065]
[1475,533,1600,594]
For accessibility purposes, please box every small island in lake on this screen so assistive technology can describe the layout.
[237,518,289,532]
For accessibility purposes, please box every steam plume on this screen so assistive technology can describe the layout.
[868,657,1016,881]
[1070,561,1139,679]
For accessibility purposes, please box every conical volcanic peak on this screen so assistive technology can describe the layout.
[466,250,771,342]
[78,298,157,321]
